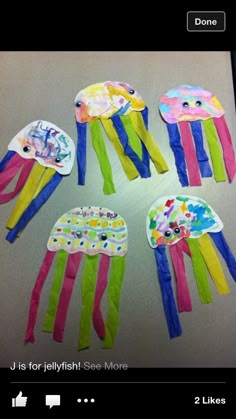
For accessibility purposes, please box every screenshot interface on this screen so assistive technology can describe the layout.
[1,11,236,413]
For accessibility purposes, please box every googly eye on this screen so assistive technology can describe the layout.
[195,100,202,107]
[75,230,83,239]
[55,157,61,163]
[174,227,181,235]
[128,89,135,95]
[164,230,173,238]
[23,145,31,152]
[182,102,189,108]
[99,233,107,241]
[75,101,82,107]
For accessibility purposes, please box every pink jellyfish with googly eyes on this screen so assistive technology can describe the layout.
[159,85,236,186]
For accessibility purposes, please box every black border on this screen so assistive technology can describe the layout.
[0,7,235,51]
[231,52,236,109]
[4,367,235,412]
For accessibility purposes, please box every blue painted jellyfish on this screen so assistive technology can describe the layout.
[0,120,75,241]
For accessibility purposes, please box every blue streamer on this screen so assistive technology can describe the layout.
[140,142,150,172]
[209,232,236,282]
[190,121,212,178]
[6,172,62,242]
[141,107,149,130]
[140,107,150,169]
[0,151,16,172]
[76,121,87,185]
[112,101,131,116]
[167,123,189,187]
[154,246,182,338]
[111,115,151,178]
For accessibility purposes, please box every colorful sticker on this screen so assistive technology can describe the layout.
[147,195,223,247]
[48,206,128,256]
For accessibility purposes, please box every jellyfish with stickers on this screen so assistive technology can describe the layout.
[146,195,236,338]
[25,206,128,350]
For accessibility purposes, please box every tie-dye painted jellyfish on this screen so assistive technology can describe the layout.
[159,85,236,186]
[25,206,127,350]
[74,81,168,194]
[0,120,75,242]
[146,195,236,338]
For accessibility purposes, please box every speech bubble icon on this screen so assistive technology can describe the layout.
[45,395,61,408]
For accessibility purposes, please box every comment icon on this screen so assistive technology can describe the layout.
[45,394,61,408]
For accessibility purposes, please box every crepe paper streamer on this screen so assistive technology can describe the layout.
[74,81,168,194]
[169,242,192,312]
[146,195,236,338]
[42,249,68,332]
[93,253,110,340]
[154,246,182,338]
[159,85,236,186]
[0,120,75,242]
[25,206,128,350]
[185,238,213,304]
[102,255,126,349]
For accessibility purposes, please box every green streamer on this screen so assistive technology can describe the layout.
[103,256,126,349]
[89,120,116,194]
[203,119,226,181]
[42,249,68,332]
[186,238,213,304]
[78,254,99,350]
[120,114,143,159]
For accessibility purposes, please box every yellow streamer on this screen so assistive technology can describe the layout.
[7,163,55,229]
[32,167,55,199]
[101,119,139,181]
[129,111,169,174]
[198,234,230,295]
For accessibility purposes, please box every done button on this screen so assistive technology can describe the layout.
[187,11,226,32]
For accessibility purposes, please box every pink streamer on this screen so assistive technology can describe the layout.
[179,121,202,186]
[0,154,25,194]
[25,250,56,343]
[53,253,83,342]
[177,239,191,257]
[93,254,110,339]
[169,242,192,312]
[213,116,236,181]
[0,157,34,203]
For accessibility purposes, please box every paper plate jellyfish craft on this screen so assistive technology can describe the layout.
[0,121,75,242]
[159,85,236,186]
[25,206,128,350]
[146,195,236,338]
[74,81,168,194]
